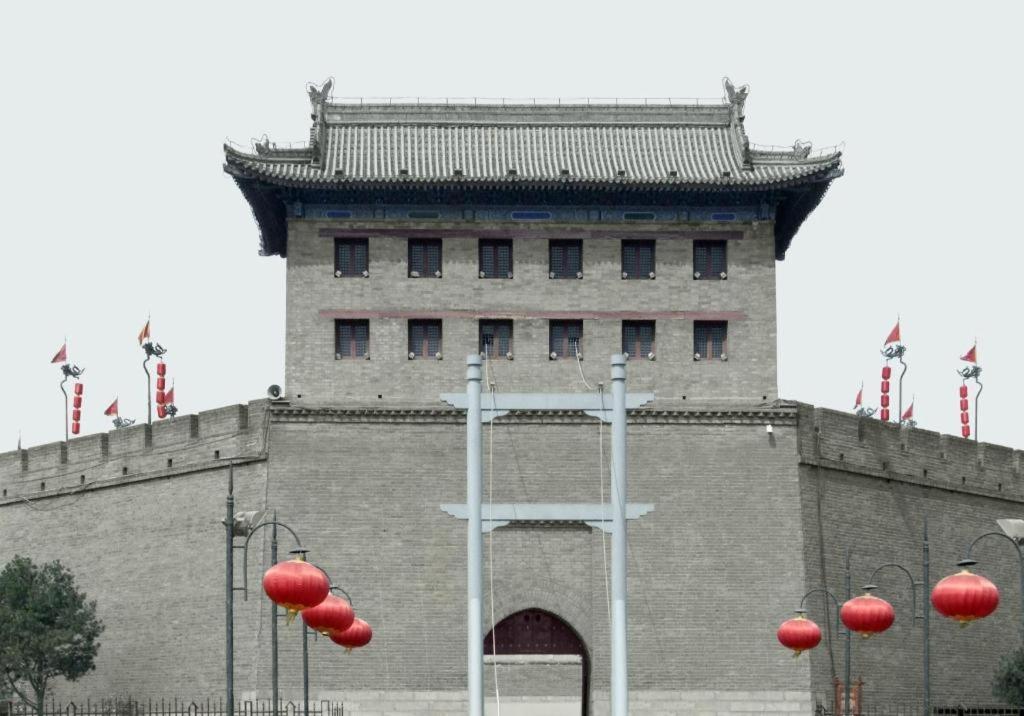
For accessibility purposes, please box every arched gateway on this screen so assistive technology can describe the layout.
[483,609,590,715]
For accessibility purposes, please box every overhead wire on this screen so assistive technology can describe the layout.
[483,351,501,715]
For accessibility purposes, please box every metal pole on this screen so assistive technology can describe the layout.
[271,514,279,716]
[226,463,235,714]
[974,377,983,444]
[844,548,851,716]
[610,354,629,716]
[60,374,70,442]
[923,517,930,716]
[897,351,907,424]
[302,623,309,716]
[466,355,484,716]
[143,354,152,425]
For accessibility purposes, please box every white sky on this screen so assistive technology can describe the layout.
[0,1,1020,449]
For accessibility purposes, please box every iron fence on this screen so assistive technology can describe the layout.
[2,701,344,716]
[814,700,1024,716]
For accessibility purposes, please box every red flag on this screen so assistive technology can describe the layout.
[138,320,151,345]
[854,385,863,408]
[961,344,977,364]
[884,321,901,346]
[50,343,67,364]
[901,401,914,421]
[164,387,175,405]
[103,398,118,417]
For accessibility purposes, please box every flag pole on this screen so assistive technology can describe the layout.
[61,336,69,443]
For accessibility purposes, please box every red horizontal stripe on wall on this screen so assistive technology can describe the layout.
[319,309,746,321]
[317,227,744,241]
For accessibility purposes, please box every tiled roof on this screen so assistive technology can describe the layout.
[224,81,843,258]
[224,103,841,190]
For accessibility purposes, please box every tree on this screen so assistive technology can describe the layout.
[0,556,103,716]
[993,645,1024,706]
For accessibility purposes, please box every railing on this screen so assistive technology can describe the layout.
[814,699,1024,716]
[2,700,343,716]
[325,96,725,106]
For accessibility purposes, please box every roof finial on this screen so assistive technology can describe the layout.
[306,78,334,116]
[722,77,749,121]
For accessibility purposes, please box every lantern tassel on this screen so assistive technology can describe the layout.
[791,650,803,659]
[285,609,298,626]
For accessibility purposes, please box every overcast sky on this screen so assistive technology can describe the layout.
[1,1,1020,449]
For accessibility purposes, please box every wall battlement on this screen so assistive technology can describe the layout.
[798,403,1023,499]
[0,400,269,502]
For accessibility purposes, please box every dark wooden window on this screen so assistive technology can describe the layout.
[693,240,727,279]
[622,321,655,358]
[408,239,442,278]
[479,320,513,358]
[479,239,513,279]
[549,320,583,358]
[621,240,655,279]
[335,320,369,359]
[694,321,728,360]
[549,240,582,279]
[409,319,442,358]
[335,239,368,277]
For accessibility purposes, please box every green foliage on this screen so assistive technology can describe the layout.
[0,556,104,714]
[993,644,1024,706]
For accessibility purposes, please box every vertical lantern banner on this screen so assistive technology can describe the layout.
[959,383,971,438]
[880,364,892,422]
[156,361,167,418]
[71,382,83,435]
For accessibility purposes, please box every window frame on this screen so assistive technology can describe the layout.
[408,238,443,278]
[549,319,584,358]
[693,240,728,280]
[335,319,369,359]
[549,240,583,279]
[622,321,656,359]
[621,240,656,280]
[479,320,514,358]
[408,319,443,359]
[479,239,514,279]
[693,320,728,361]
[334,238,369,277]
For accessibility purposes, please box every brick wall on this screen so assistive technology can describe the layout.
[1,399,1021,710]
[283,219,778,407]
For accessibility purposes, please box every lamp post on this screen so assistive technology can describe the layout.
[961,530,1024,641]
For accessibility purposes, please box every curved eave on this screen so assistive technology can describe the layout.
[224,152,843,259]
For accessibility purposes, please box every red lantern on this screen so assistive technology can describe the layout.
[882,366,892,380]
[881,380,890,394]
[880,394,890,408]
[157,362,167,376]
[72,409,81,421]
[301,593,355,636]
[74,383,84,396]
[157,405,167,419]
[841,592,895,637]
[71,422,80,435]
[959,384,968,398]
[156,390,165,405]
[157,377,166,391]
[880,408,890,421]
[962,426,971,438]
[777,613,821,656]
[73,396,82,409]
[960,412,970,425]
[960,399,969,411]
[329,618,373,651]
[262,554,330,623]
[931,565,999,624]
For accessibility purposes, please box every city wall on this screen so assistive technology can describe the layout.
[797,404,1024,706]
[0,400,1022,713]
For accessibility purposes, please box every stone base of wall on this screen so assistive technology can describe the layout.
[309,690,813,715]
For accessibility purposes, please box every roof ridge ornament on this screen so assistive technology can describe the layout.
[722,77,749,121]
[792,140,812,159]
[306,78,333,166]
